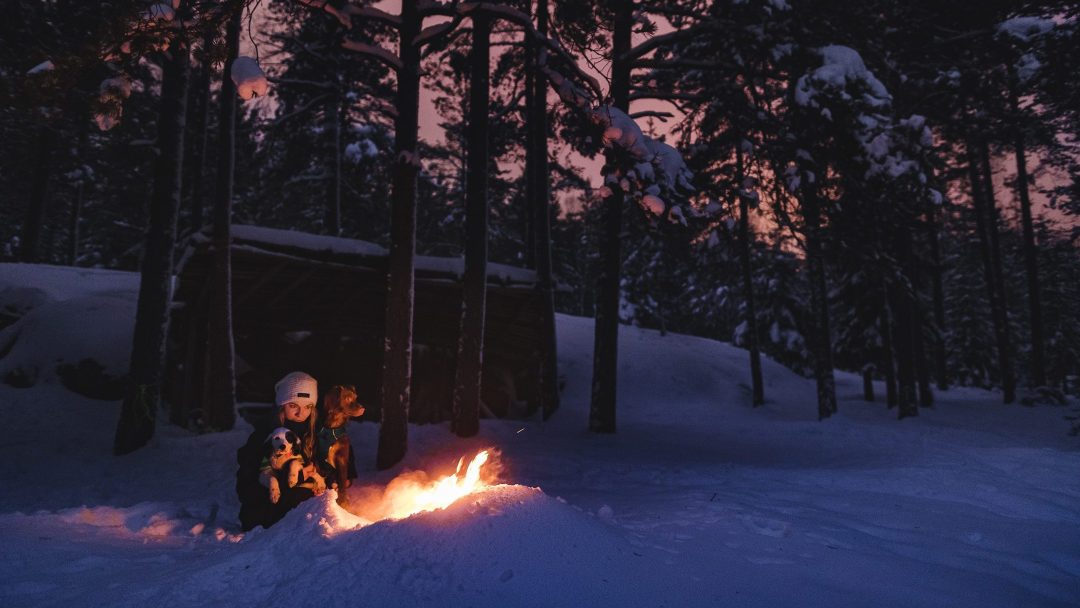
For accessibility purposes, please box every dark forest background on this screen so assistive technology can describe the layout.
[2,0,1079,462]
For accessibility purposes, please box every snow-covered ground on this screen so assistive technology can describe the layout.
[1,263,1078,608]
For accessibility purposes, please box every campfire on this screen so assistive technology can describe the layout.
[340,449,498,524]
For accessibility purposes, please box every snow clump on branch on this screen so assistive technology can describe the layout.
[95,76,133,131]
[997,16,1054,42]
[26,60,54,75]
[145,3,176,21]
[231,57,268,100]
[591,107,694,221]
[794,45,891,111]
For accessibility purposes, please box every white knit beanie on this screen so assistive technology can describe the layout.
[274,371,318,409]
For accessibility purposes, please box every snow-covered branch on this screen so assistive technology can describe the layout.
[343,4,401,26]
[297,0,351,29]
[413,19,463,48]
[341,39,403,71]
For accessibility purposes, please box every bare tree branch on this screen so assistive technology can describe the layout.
[621,22,715,63]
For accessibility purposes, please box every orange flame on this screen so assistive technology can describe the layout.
[379,450,493,520]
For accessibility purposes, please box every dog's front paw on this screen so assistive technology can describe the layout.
[269,477,281,504]
[287,461,302,488]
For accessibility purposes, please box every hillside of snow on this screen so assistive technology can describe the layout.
[0,263,1078,608]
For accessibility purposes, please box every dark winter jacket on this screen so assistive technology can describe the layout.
[236,418,316,531]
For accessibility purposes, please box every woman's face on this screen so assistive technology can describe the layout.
[283,402,314,422]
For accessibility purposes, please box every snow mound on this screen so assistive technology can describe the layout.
[0,295,134,397]
[0,265,139,397]
[172,485,673,607]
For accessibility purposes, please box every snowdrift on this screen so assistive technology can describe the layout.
[0,265,137,398]
[156,486,675,608]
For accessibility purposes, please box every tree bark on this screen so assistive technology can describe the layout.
[68,121,89,266]
[531,0,559,420]
[377,0,422,469]
[881,304,897,408]
[924,207,949,390]
[184,32,213,235]
[803,192,837,420]
[1008,75,1046,388]
[966,132,1015,404]
[892,284,917,419]
[202,1,241,433]
[452,13,491,439]
[523,28,536,273]
[20,125,55,263]
[914,315,933,407]
[590,0,633,433]
[327,86,343,235]
[114,27,191,455]
[736,143,764,406]
[978,139,1015,403]
[69,178,83,266]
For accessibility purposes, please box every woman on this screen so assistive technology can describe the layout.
[236,371,328,531]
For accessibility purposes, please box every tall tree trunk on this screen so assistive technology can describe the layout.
[978,139,1015,403]
[452,14,491,438]
[803,192,837,420]
[377,0,422,469]
[20,125,55,263]
[327,85,343,235]
[925,207,948,390]
[892,284,917,419]
[531,0,559,420]
[68,121,89,266]
[914,313,933,407]
[590,0,632,433]
[523,28,536,273]
[1008,74,1046,388]
[184,34,212,235]
[891,225,920,419]
[202,1,241,433]
[908,218,933,408]
[966,133,1015,404]
[69,178,83,266]
[881,304,898,408]
[736,142,764,406]
[114,26,191,455]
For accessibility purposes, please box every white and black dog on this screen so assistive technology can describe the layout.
[261,427,305,504]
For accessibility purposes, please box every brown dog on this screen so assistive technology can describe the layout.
[317,385,365,505]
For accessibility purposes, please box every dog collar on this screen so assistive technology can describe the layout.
[317,426,348,461]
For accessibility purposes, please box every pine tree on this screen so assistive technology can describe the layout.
[115,7,192,454]
[451,13,492,438]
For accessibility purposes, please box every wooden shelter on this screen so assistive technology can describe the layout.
[166,225,556,424]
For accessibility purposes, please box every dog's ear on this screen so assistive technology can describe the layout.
[285,430,298,447]
[324,386,341,411]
